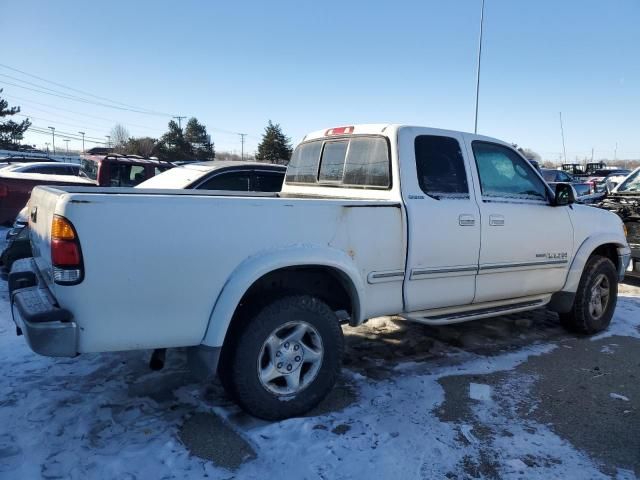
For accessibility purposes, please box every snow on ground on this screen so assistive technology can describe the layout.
[1,226,639,479]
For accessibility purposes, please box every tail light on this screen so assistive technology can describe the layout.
[0,185,7,197]
[51,215,84,285]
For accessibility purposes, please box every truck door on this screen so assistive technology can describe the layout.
[400,128,481,311]
[465,138,574,303]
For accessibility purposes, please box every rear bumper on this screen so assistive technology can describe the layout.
[9,260,78,357]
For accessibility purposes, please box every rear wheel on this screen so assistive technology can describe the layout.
[220,295,344,420]
[560,255,618,334]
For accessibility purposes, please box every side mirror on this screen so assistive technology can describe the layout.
[554,183,575,206]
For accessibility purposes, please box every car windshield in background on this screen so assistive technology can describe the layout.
[616,169,640,193]
[286,136,390,188]
[541,170,557,182]
[81,159,98,181]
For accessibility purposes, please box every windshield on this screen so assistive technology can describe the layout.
[136,164,208,189]
[616,169,640,193]
[541,170,556,182]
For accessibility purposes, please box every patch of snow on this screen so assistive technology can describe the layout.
[469,382,492,401]
[609,393,630,402]
[1,226,639,478]
[459,424,478,444]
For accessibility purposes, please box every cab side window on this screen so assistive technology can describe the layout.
[414,135,469,199]
[472,142,548,202]
[254,171,284,192]
[199,171,251,191]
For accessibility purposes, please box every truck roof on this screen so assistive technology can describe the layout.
[80,154,172,166]
[301,123,508,145]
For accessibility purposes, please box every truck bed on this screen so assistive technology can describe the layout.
[28,185,406,352]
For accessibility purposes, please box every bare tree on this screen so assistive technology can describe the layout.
[110,124,130,149]
[123,137,156,157]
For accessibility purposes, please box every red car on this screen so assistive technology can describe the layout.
[79,154,174,187]
[0,154,174,225]
[0,162,93,225]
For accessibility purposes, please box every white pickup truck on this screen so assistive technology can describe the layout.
[10,124,631,420]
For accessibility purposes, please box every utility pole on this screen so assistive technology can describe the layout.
[239,133,247,161]
[591,148,594,162]
[173,116,186,129]
[45,142,50,154]
[559,112,567,164]
[474,0,486,134]
[64,139,70,154]
[105,135,111,148]
[78,131,85,154]
[48,126,56,155]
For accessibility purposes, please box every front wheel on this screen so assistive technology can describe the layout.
[560,255,618,334]
[221,295,344,420]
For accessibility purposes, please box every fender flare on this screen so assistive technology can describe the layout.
[561,233,628,293]
[200,245,365,347]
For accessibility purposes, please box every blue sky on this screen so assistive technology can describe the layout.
[1,0,638,161]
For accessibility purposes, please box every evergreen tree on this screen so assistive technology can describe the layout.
[156,120,193,161]
[185,117,214,161]
[0,89,31,149]
[255,120,292,164]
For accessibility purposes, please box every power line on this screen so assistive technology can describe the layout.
[0,78,173,117]
[0,65,261,140]
[15,113,109,136]
[30,124,105,142]
[29,126,107,145]
[0,65,176,116]
[4,93,161,132]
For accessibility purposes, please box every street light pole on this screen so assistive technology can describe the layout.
[78,131,85,154]
[64,139,70,154]
[48,126,56,155]
[559,112,567,164]
[474,0,486,134]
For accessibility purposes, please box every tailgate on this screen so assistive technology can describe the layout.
[28,186,68,290]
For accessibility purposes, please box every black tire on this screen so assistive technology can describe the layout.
[560,255,618,334]
[220,295,344,420]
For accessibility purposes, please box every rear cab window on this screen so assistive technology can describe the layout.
[286,136,390,189]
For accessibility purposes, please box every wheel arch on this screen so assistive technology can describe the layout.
[562,234,628,293]
[200,246,365,347]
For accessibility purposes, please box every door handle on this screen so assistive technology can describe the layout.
[458,214,475,226]
[489,214,505,226]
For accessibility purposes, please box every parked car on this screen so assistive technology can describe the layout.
[597,167,640,277]
[540,168,575,184]
[0,162,93,225]
[10,124,629,420]
[136,161,287,191]
[540,168,595,199]
[586,169,631,193]
[561,162,608,178]
[79,153,174,187]
[0,155,57,167]
[1,161,286,277]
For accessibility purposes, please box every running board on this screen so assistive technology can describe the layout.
[402,299,547,326]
